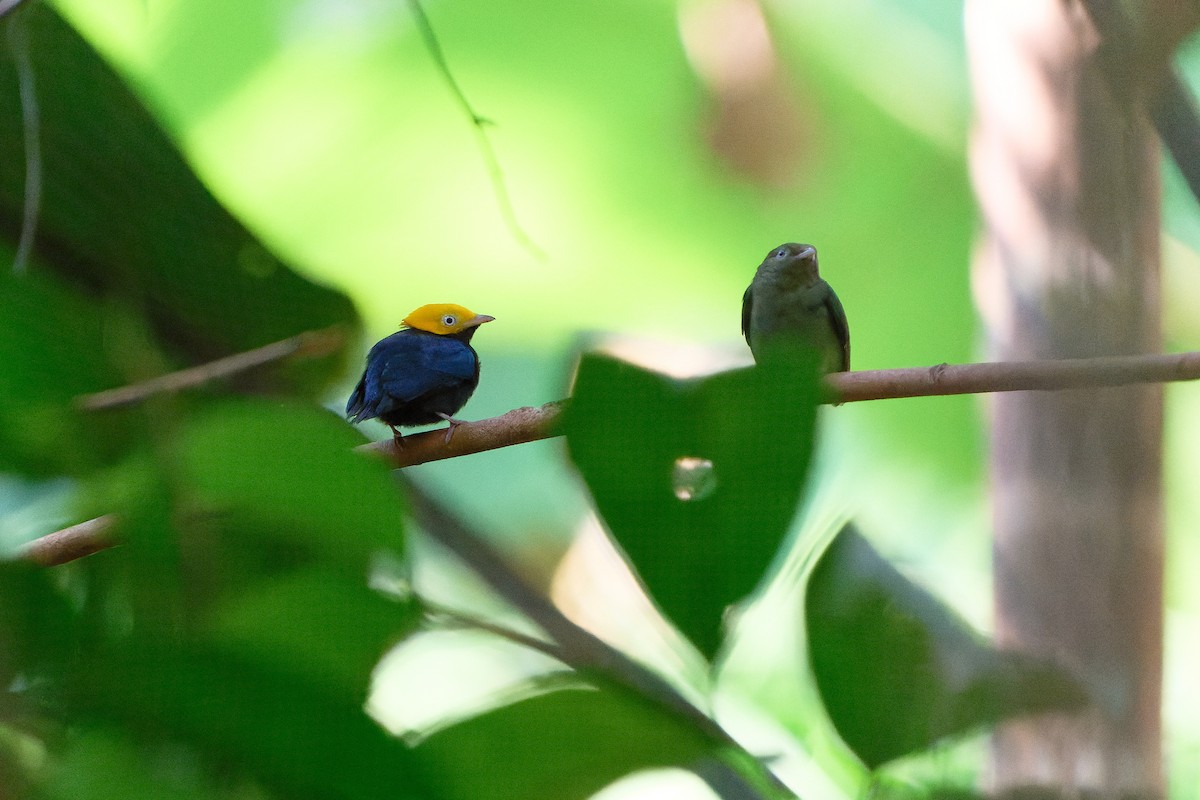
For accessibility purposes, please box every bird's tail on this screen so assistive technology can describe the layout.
[345,377,371,422]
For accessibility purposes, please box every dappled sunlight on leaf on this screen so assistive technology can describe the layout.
[416,687,718,800]
[368,628,575,743]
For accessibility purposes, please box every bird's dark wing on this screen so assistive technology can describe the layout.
[345,375,370,420]
[740,284,754,344]
[378,334,477,402]
[347,332,408,422]
[823,286,851,371]
[346,331,478,423]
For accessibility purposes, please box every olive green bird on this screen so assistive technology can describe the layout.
[742,242,850,373]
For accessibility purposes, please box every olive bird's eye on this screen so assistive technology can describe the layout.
[442,315,457,326]
[773,247,789,259]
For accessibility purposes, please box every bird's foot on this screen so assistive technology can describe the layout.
[389,425,406,449]
[435,413,467,444]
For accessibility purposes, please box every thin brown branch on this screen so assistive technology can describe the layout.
[420,598,569,662]
[405,0,544,259]
[0,0,33,22]
[20,514,119,566]
[833,351,1200,402]
[361,400,567,468]
[76,326,347,411]
[6,5,40,276]
[32,351,1200,566]
[366,352,1200,467]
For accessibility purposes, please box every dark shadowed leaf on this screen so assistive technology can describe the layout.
[0,271,123,475]
[806,524,1088,769]
[206,569,421,698]
[565,352,820,659]
[46,730,220,800]
[76,640,431,800]
[0,560,77,688]
[177,400,406,562]
[0,5,357,394]
[64,398,428,799]
[416,686,717,800]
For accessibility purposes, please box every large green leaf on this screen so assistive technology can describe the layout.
[0,269,123,475]
[206,568,421,699]
[806,524,1088,769]
[177,400,407,564]
[416,686,717,800]
[62,401,427,799]
[0,560,77,689]
[46,730,222,800]
[0,4,356,393]
[566,352,820,659]
[74,640,431,800]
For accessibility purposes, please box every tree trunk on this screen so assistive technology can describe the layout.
[965,1,1163,796]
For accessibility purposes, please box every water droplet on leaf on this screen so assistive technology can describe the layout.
[672,456,716,501]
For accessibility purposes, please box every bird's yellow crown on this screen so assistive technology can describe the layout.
[402,303,494,335]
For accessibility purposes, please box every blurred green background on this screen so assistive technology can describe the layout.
[50,0,983,554]
[5,0,1200,795]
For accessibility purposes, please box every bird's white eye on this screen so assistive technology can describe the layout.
[442,314,457,326]
[773,247,789,259]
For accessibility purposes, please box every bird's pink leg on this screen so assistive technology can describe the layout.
[435,413,467,444]
[389,425,406,448]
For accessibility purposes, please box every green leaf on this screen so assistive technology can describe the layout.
[46,730,218,800]
[565,352,820,659]
[806,524,1088,769]
[0,5,357,395]
[177,400,406,563]
[63,409,427,799]
[205,569,421,698]
[0,560,78,688]
[0,271,123,475]
[416,687,717,800]
[75,640,432,800]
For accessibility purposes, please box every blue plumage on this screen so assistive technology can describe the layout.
[346,304,493,442]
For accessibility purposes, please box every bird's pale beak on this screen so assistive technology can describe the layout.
[468,314,496,327]
[797,245,816,260]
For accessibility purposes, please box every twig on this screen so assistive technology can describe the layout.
[0,0,32,22]
[75,326,347,411]
[405,0,544,259]
[831,351,1200,402]
[20,515,119,566]
[5,4,40,275]
[31,350,1200,566]
[362,400,567,467]
[366,352,1200,467]
[25,400,565,566]
[421,598,569,663]
[692,757,782,800]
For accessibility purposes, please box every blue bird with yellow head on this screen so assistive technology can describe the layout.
[346,303,494,443]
